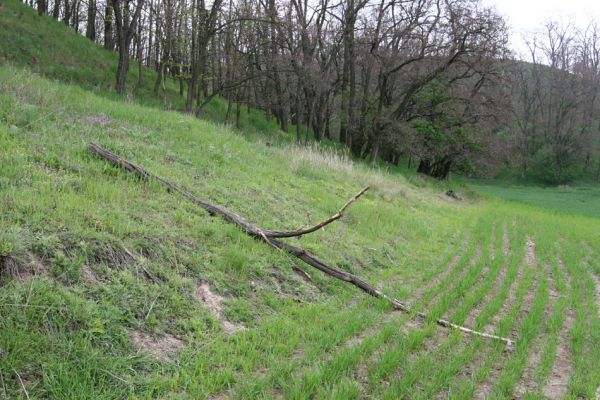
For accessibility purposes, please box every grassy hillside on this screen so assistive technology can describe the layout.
[2,2,600,399]
[0,0,291,142]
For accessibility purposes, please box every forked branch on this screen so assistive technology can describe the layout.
[89,143,514,347]
[264,186,370,238]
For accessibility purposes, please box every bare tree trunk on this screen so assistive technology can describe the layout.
[112,0,145,94]
[37,0,47,15]
[115,42,130,93]
[295,83,302,143]
[52,0,60,19]
[235,96,241,129]
[85,0,96,40]
[62,0,71,25]
[71,0,80,31]
[104,2,113,50]
[136,14,143,88]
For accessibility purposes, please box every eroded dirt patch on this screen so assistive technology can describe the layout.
[81,263,100,284]
[525,236,537,268]
[81,113,113,126]
[1,253,49,280]
[130,330,184,362]
[195,283,245,335]
[503,221,510,257]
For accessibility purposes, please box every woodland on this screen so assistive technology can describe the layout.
[26,0,600,182]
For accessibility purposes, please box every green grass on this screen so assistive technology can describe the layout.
[0,0,305,146]
[2,1,600,398]
[467,180,600,218]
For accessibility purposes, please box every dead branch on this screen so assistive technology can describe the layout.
[265,186,370,238]
[292,265,312,282]
[89,143,514,347]
[13,369,30,400]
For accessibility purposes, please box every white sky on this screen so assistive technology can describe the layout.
[481,0,600,59]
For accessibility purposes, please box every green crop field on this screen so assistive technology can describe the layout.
[1,1,600,399]
[467,182,600,219]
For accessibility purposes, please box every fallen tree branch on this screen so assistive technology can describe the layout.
[89,144,368,240]
[89,143,514,347]
[264,186,370,238]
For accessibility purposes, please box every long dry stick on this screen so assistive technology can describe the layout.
[264,186,370,238]
[89,143,514,346]
[13,369,30,400]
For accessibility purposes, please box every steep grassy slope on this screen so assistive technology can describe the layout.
[2,3,600,398]
[0,0,289,141]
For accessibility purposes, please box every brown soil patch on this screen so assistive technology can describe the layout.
[81,113,113,126]
[1,253,49,280]
[489,222,497,261]
[194,283,245,335]
[130,330,185,362]
[1,255,20,278]
[503,221,510,257]
[524,236,536,269]
[81,263,100,284]
[206,391,232,400]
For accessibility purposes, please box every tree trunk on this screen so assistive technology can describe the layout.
[235,100,241,129]
[115,40,129,93]
[154,59,166,94]
[71,0,79,31]
[52,0,60,19]
[370,134,381,165]
[85,0,96,40]
[104,3,113,50]
[225,97,233,125]
[418,159,431,175]
[37,0,47,15]
[62,0,71,25]
[146,0,153,66]
[135,14,143,88]
[295,84,303,143]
